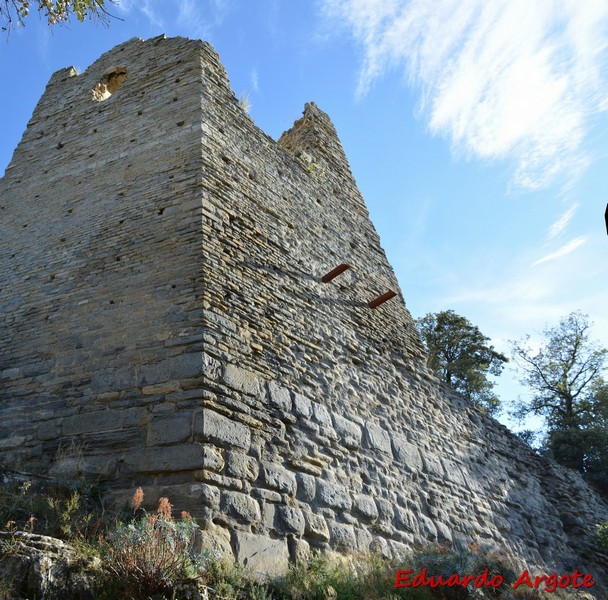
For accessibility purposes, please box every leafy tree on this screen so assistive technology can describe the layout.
[511,312,608,494]
[417,310,507,416]
[1,0,112,32]
[511,312,607,428]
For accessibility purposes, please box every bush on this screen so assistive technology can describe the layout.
[101,489,206,598]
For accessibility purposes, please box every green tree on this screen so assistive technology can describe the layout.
[511,312,608,494]
[417,310,507,416]
[1,0,112,32]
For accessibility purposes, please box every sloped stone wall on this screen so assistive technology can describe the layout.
[1,36,607,593]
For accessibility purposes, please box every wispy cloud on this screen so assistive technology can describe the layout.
[117,0,164,28]
[116,0,232,37]
[548,204,578,239]
[251,68,259,93]
[532,236,587,266]
[177,0,210,37]
[321,0,608,190]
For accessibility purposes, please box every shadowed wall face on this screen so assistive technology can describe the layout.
[1,36,607,591]
[0,36,205,475]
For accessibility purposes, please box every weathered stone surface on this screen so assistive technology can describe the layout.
[311,402,332,427]
[202,446,225,472]
[221,490,261,524]
[327,521,356,550]
[392,434,422,471]
[194,409,251,451]
[288,537,311,564]
[148,412,192,446]
[363,423,392,456]
[303,511,330,542]
[198,522,234,556]
[332,413,362,448]
[276,505,306,535]
[260,462,297,496]
[317,480,352,510]
[225,450,259,480]
[293,393,312,418]
[124,444,204,473]
[267,380,292,411]
[223,364,260,396]
[232,531,289,577]
[0,532,103,600]
[296,472,316,503]
[353,494,378,521]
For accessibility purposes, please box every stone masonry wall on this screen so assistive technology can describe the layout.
[1,36,607,590]
[0,36,204,478]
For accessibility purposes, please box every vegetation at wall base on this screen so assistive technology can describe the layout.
[0,477,561,599]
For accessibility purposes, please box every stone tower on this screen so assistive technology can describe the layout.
[1,36,607,585]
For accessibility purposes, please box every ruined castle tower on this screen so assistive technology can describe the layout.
[1,36,607,584]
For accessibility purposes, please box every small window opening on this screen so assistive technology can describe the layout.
[92,68,128,102]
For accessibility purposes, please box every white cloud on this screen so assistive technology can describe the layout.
[251,68,259,93]
[532,236,587,266]
[548,204,578,239]
[116,0,231,37]
[321,0,608,189]
[117,0,164,28]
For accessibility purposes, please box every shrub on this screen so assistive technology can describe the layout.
[101,489,206,598]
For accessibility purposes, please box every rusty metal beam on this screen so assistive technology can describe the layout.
[368,290,397,309]
[321,263,351,283]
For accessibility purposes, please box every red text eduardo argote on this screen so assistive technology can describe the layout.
[395,568,596,593]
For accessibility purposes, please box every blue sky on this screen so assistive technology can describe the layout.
[1,0,607,431]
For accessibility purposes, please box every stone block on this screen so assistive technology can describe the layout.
[260,462,296,496]
[124,444,204,473]
[225,450,259,481]
[198,522,233,557]
[392,434,422,471]
[317,479,351,510]
[296,472,316,503]
[233,531,289,578]
[332,413,362,448]
[142,381,181,395]
[288,537,311,565]
[363,423,392,456]
[276,505,305,535]
[122,407,148,428]
[222,364,260,396]
[293,393,312,418]
[221,490,261,524]
[356,528,373,553]
[148,412,192,446]
[202,446,224,472]
[303,511,330,542]
[353,494,378,521]
[63,410,122,435]
[169,353,202,379]
[190,483,220,508]
[37,420,60,441]
[194,409,251,451]
[421,452,444,476]
[435,521,452,544]
[375,498,394,521]
[311,402,332,427]
[267,380,291,411]
[327,521,356,550]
